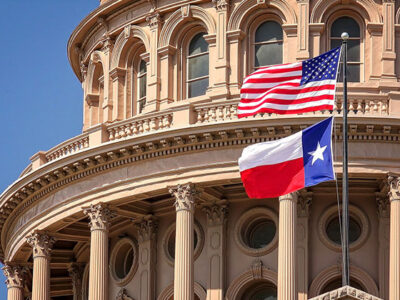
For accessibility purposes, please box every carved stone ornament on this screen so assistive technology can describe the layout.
[298,190,312,217]
[388,175,400,202]
[202,202,228,226]
[68,263,83,296]
[146,13,161,28]
[26,231,56,259]
[116,288,134,300]
[135,216,158,242]
[169,183,197,212]
[2,264,26,289]
[376,193,390,218]
[212,0,229,11]
[83,203,115,231]
[251,259,263,279]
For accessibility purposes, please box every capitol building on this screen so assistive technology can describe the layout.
[2,0,400,299]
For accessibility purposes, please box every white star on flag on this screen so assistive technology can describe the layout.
[308,142,327,165]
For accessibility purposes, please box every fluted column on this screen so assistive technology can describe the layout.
[26,231,56,300]
[203,201,228,300]
[2,264,26,300]
[135,216,158,300]
[278,192,297,300]
[83,203,114,300]
[169,183,197,300]
[388,176,400,300]
[68,263,83,300]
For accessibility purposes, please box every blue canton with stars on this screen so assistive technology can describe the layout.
[300,47,341,85]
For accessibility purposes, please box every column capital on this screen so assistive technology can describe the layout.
[388,175,400,202]
[26,231,56,259]
[298,190,312,217]
[2,264,26,289]
[134,216,158,243]
[169,183,197,212]
[83,203,115,232]
[202,201,228,226]
[279,192,298,203]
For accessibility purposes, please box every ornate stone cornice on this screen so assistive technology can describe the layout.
[169,183,197,212]
[202,201,228,226]
[26,231,56,259]
[134,216,158,243]
[2,264,26,289]
[83,203,115,232]
[388,175,400,202]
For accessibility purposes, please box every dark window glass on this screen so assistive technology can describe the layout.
[115,243,134,279]
[331,17,361,82]
[326,216,361,245]
[138,59,147,113]
[247,219,276,249]
[248,284,277,300]
[188,33,209,98]
[322,279,364,293]
[254,21,283,68]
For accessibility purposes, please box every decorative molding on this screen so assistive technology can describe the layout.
[202,200,228,226]
[388,175,400,202]
[110,237,138,287]
[309,285,382,300]
[134,216,158,243]
[68,263,83,298]
[212,0,229,11]
[146,12,162,28]
[116,288,134,300]
[83,203,115,232]
[169,183,197,212]
[26,231,56,259]
[298,189,312,217]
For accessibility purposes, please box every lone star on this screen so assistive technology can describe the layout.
[308,142,327,165]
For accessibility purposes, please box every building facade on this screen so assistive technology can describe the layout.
[1,0,400,299]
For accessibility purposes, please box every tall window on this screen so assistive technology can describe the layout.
[187,33,209,98]
[137,59,147,113]
[330,17,361,82]
[254,21,283,69]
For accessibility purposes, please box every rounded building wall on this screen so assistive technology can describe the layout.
[1,0,400,299]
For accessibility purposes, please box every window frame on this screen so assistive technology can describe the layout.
[127,45,147,117]
[327,12,364,82]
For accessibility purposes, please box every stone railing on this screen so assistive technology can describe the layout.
[194,96,389,124]
[107,112,173,141]
[46,133,90,162]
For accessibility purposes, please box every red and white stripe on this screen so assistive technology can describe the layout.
[238,62,336,117]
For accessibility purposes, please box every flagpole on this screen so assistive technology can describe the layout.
[341,32,350,287]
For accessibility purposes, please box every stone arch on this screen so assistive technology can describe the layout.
[308,265,379,297]
[159,5,216,48]
[310,0,381,24]
[396,6,400,24]
[157,282,207,300]
[225,265,278,300]
[227,0,297,32]
[110,25,150,70]
[86,50,107,94]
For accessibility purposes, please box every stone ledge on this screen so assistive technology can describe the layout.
[309,285,382,300]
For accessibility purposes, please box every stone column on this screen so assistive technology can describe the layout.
[169,183,197,300]
[2,264,26,300]
[68,263,83,300]
[203,201,228,300]
[377,193,390,299]
[135,216,158,300]
[297,191,312,300]
[83,203,114,300]
[388,176,400,300]
[278,192,297,300]
[26,231,56,300]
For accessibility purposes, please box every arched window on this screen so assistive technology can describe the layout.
[243,282,277,300]
[321,278,365,293]
[187,33,209,98]
[254,21,283,69]
[137,59,147,113]
[330,17,361,82]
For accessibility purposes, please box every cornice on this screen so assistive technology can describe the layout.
[1,117,400,260]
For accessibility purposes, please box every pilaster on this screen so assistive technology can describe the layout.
[134,216,158,300]
[297,190,312,300]
[382,0,396,80]
[278,192,297,300]
[377,190,390,299]
[296,0,310,60]
[68,263,83,300]
[110,67,126,121]
[158,45,176,105]
[203,201,228,300]
[2,264,26,300]
[144,13,162,112]
[83,203,114,300]
[388,175,400,300]
[309,23,324,57]
[100,34,114,123]
[226,30,245,97]
[169,183,197,300]
[26,231,56,300]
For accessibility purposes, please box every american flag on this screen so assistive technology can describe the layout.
[238,47,341,118]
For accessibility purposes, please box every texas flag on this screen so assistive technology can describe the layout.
[238,117,335,198]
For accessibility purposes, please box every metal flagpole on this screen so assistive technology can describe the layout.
[341,32,350,287]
